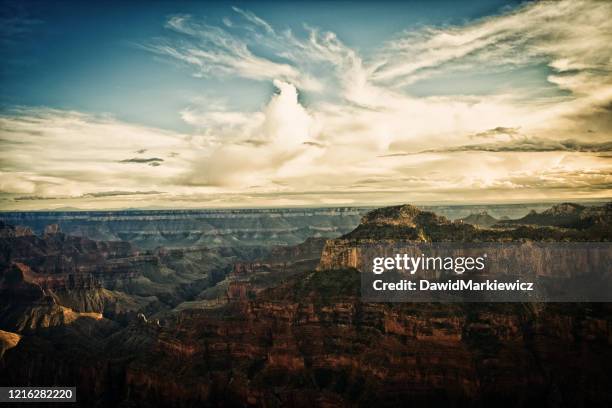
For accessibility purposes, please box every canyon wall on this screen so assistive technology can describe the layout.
[0,208,366,249]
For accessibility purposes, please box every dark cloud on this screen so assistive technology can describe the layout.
[381,138,612,156]
[136,149,147,154]
[118,157,164,165]
[14,195,57,201]
[378,152,413,158]
[81,191,164,198]
[504,170,612,191]
[303,141,324,148]
[0,137,28,146]
[470,126,521,139]
[561,100,612,135]
[239,139,267,147]
[13,191,164,201]
[425,138,612,153]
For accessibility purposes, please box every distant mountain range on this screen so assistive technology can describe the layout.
[494,202,612,230]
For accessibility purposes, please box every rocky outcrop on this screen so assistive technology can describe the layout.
[0,222,34,238]
[342,204,481,241]
[457,211,499,227]
[267,237,327,262]
[0,260,107,332]
[43,223,61,236]
[0,330,20,358]
[360,204,448,227]
[318,240,360,271]
[210,237,328,307]
[496,202,611,230]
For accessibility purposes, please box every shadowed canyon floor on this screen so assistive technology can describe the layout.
[1,203,611,407]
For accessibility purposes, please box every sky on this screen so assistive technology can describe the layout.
[0,0,611,210]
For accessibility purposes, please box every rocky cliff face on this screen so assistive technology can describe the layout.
[0,222,34,238]
[458,211,499,227]
[0,330,20,358]
[496,202,611,230]
[0,224,267,332]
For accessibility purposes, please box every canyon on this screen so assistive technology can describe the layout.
[0,208,367,250]
[0,202,611,407]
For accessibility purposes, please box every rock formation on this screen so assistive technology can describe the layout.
[457,211,499,227]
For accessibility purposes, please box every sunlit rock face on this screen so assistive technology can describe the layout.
[0,330,20,358]
[0,224,268,331]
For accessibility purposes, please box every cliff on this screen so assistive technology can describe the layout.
[0,330,20,358]
[496,202,611,230]
[457,211,499,227]
[0,224,267,331]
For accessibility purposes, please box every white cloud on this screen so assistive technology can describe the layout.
[373,0,612,93]
[179,80,320,187]
[0,108,194,197]
[143,14,323,91]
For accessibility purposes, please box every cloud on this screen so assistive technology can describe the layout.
[119,157,165,165]
[179,80,320,187]
[14,191,165,200]
[373,0,612,93]
[451,139,612,153]
[503,169,612,191]
[13,195,57,201]
[80,191,165,198]
[0,108,192,197]
[142,14,322,91]
[231,6,274,34]
[303,141,324,148]
[470,127,521,139]
[385,138,612,155]
[141,7,376,95]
